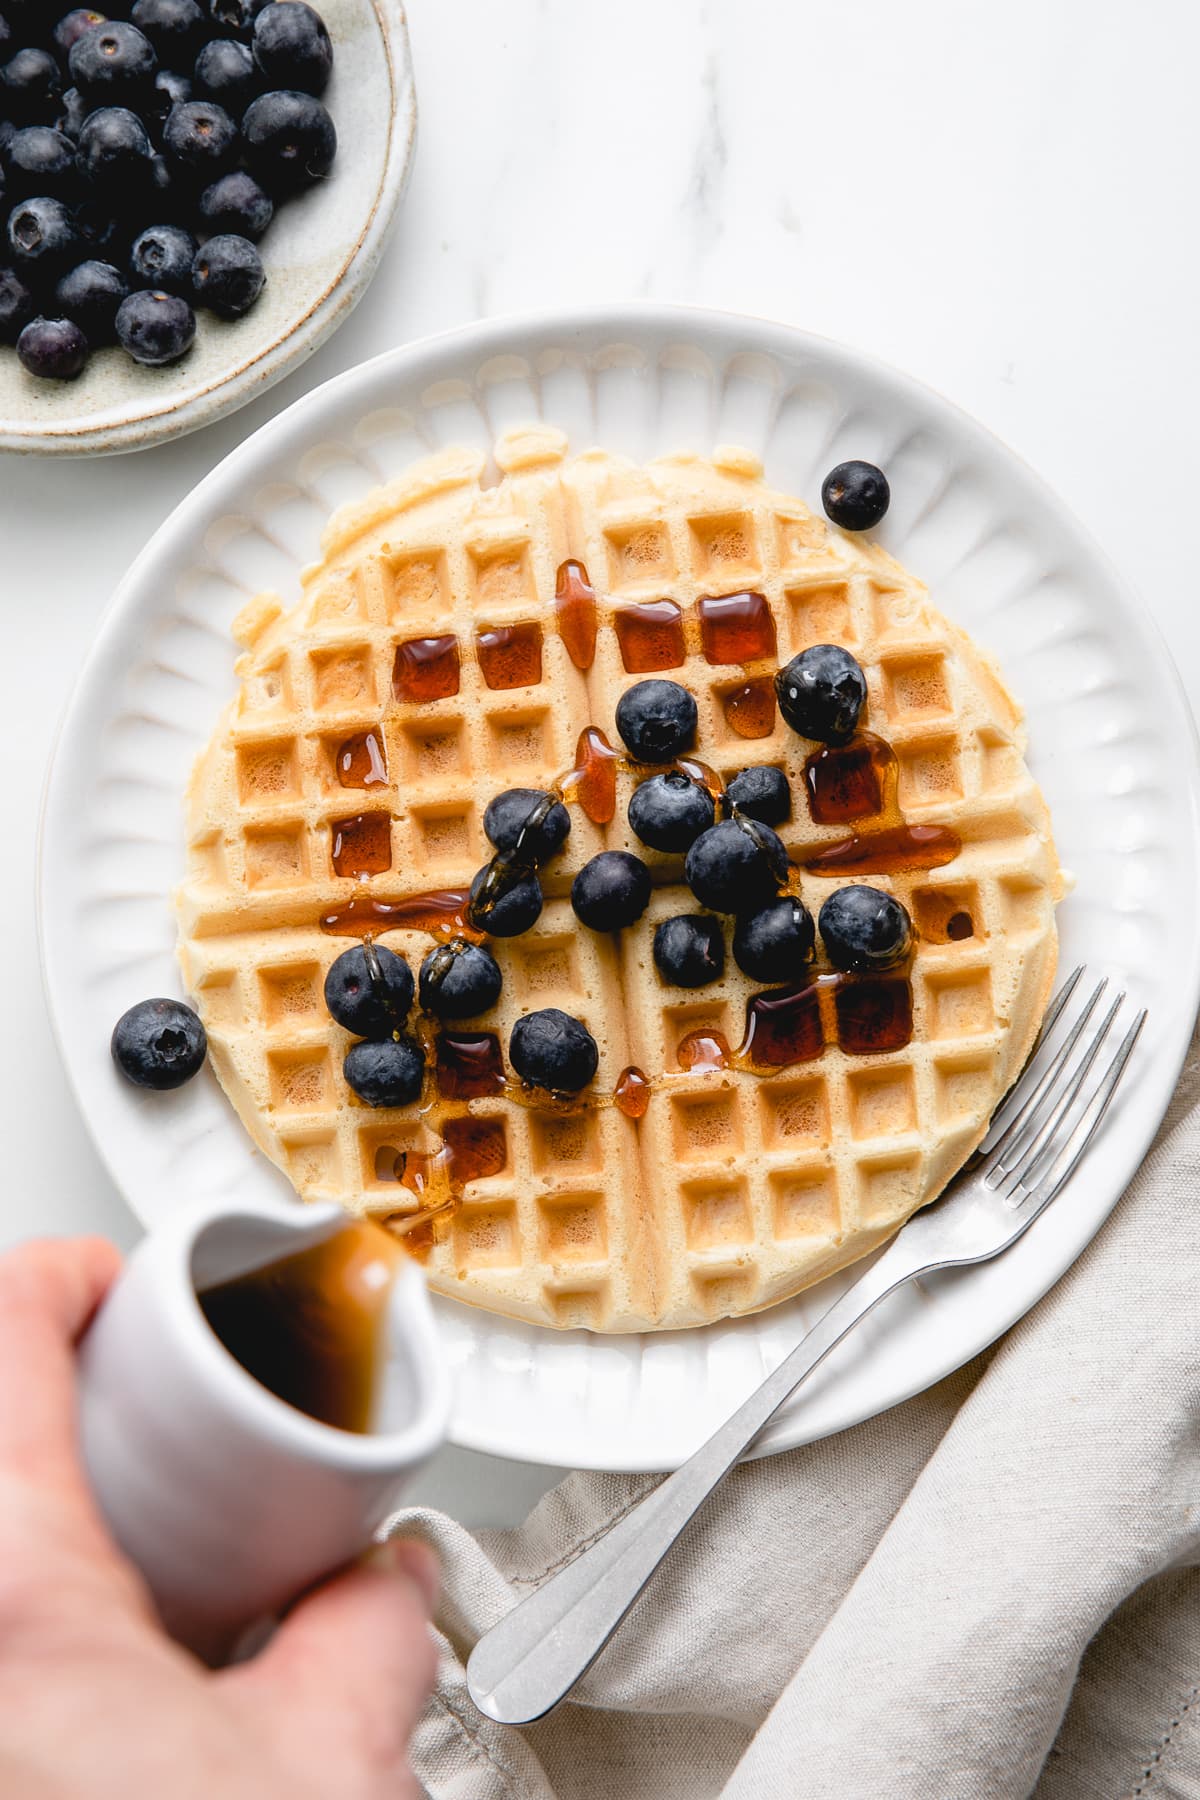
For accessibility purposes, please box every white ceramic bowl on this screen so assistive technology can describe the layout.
[39,306,1200,1470]
[0,0,416,457]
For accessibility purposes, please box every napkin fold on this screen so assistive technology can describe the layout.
[400,1023,1200,1799]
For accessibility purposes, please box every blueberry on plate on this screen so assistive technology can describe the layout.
[4,126,80,201]
[194,36,258,112]
[78,105,154,191]
[252,0,331,95]
[509,1007,598,1093]
[16,313,89,377]
[54,9,108,56]
[54,257,126,340]
[0,265,35,342]
[482,787,570,860]
[196,166,272,237]
[343,1035,424,1108]
[684,817,788,914]
[628,770,714,853]
[7,196,81,275]
[162,97,238,179]
[130,0,206,62]
[130,221,195,292]
[115,286,195,362]
[775,644,867,745]
[242,86,335,189]
[571,850,652,931]
[653,913,725,989]
[732,896,815,982]
[614,678,697,763]
[468,863,543,937]
[821,460,890,532]
[2,48,63,121]
[323,942,413,1036]
[818,885,913,973]
[418,941,502,1020]
[726,763,790,826]
[70,22,157,105]
[111,996,207,1089]
[191,230,263,315]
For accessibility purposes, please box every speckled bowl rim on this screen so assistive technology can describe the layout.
[0,0,416,458]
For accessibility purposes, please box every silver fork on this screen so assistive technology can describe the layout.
[467,967,1145,1727]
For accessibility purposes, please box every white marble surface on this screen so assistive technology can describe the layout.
[2,0,1197,1526]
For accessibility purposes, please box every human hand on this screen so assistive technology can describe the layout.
[0,1237,438,1799]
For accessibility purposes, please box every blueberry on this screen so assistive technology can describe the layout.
[252,1,330,95]
[78,105,154,193]
[732,897,815,982]
[148,65,191,121]
[571,850,651,931]
[626,770,714,853]
[56,86,89,137]
[53,8,106,55]
[70,22,157,106]
[207,0,268,36]
[818,885,913,974]
[115,286,194,361]
[2,48,62,121]
[509,1007,598,1094]
[468,863,542,937]
[343,1035,424,1108]
[821,460,890,531]
[191,230,263,315]
[775,644,867,745]
[4,126,80,199]
[162,97,237,180]
[321,942,413,1036]
[196,167,271,237]
[130,0,205,62]
[7,196,80,274]
[726,764,791,826]
[194,35,257,111]
[16,313,88,377]
[242,86,335,190]
[130,221,194,292]
[482,787,570,860]
[614,678,697,763]
[0,264,34,341]
[652,913,725,989]
[111,997,207,1089]
[418,941,502,1020]
[684,817,788,913]
[54,256,126,339]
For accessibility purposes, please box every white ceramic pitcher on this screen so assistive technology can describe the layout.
[77,1193,451,1664]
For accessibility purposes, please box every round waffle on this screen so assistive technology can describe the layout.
[176,430,1062,1332]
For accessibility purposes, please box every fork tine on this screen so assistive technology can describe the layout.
[978,966,1085,1151]
[995,991,1124,1192]
[983,976,1107,1167]
[1014,1010,1148,1210]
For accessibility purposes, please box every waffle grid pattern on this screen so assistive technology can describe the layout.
[178,436,1059,1332]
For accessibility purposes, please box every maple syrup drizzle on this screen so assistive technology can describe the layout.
[804,731,894,824]
[555,559,598,671]
[678,973,914,1070]
[723,677,776,740]
[697,591,778,665]
[802,824,961,877]
[335,727,388,789]
[435,1030,506,1099]
[330,812,392,879]
[560,725,620,825]
[392,635,461,703]
[476,622,543,690]
[613,599,686,673]
[321,890,481,941]
[614,1065,651,1118]
[677,1030,732,1073]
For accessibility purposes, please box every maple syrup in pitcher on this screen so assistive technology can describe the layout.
[197,1221,401,1435]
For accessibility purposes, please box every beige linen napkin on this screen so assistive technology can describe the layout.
[400,1023,1200,1800]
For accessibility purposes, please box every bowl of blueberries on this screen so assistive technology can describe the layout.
[0,0,414,453]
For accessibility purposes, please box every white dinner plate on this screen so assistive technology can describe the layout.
[39,305,1200,1471]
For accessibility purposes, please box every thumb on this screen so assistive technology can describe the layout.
[232,1541,440,1757]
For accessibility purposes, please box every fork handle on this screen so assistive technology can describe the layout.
[466,1232,934,1725]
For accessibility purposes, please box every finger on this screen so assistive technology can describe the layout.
[0,1237,123,1497]
[235,1543,440,1760]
